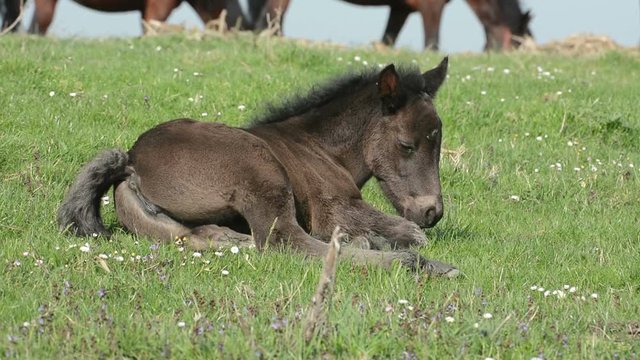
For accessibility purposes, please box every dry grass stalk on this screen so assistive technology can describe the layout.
[442,145,466,169]
[205,9,227,34]
[95,256,111,273]
[142,19,186,36]
[518,33,630,55]
[258,7,282,38]
[303,226,344,342]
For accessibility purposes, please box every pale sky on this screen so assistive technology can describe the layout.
[14,0,640,53]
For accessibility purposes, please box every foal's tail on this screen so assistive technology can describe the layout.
[57,149,129,237]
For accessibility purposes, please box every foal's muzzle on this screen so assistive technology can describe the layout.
[403,195,443,228]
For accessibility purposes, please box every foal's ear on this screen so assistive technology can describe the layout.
[423,56,448,97]
[378,64,399,99]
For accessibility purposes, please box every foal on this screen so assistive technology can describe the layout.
[58,57,459,277]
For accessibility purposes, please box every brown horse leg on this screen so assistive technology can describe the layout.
[114,178,190,241]
[417,0,447,50]
[141,0,179,32]
[254,0,289,33]
[466,0,509,50]
[30,0,57,34]
[381,6,411,46]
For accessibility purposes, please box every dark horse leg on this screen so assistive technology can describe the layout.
[29,0,57,34]
[416,0,448,50]
[381,5,411,46]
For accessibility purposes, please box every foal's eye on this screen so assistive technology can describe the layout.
[399,141,416,154]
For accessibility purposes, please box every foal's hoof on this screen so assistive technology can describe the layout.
[424,259,461,278]
[395,251,427,271]
[396,252,461,278]
[350,235,371,250]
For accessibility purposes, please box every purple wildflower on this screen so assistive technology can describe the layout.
[63,280,72,295]
[271,318,288,331]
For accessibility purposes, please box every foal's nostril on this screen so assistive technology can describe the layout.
[425,207,436,225]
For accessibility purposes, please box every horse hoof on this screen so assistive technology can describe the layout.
[350,235,371,250]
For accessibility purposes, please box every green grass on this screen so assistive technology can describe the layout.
[1,34,639,359]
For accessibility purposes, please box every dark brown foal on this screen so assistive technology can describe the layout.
[58,58,459,277]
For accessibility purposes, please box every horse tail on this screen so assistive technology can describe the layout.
[225,0,252,30]
[247,0,265,24]
[57,149,130,237]
[1,0,21,32]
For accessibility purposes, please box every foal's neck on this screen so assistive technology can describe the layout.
[297,93,377,188]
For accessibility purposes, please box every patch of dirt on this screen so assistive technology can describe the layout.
[518,33,637,55]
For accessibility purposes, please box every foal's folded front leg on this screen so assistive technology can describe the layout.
[331,199,428,250]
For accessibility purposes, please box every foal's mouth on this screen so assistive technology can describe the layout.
[376,178,443,227]
[401,195,444,229]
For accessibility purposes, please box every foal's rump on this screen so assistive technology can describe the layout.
[126,119,291,225]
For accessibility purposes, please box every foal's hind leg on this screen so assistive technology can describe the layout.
[115,178,253,249]
[114,179,189,241]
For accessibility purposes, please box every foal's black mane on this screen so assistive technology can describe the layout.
[250,65,426,126]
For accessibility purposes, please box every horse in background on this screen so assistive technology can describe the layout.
[27,0,250,35]
[249,0,532,51]
[0,0,21,33]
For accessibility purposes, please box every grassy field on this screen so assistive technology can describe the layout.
[0,33,639,359]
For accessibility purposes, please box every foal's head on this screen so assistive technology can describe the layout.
[365,58,448,228]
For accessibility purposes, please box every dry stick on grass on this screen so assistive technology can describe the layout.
[303,226,344,342]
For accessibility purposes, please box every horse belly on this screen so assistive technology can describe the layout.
[73,0,146,12]
[128,120,288,224]
[342,0,413,8]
